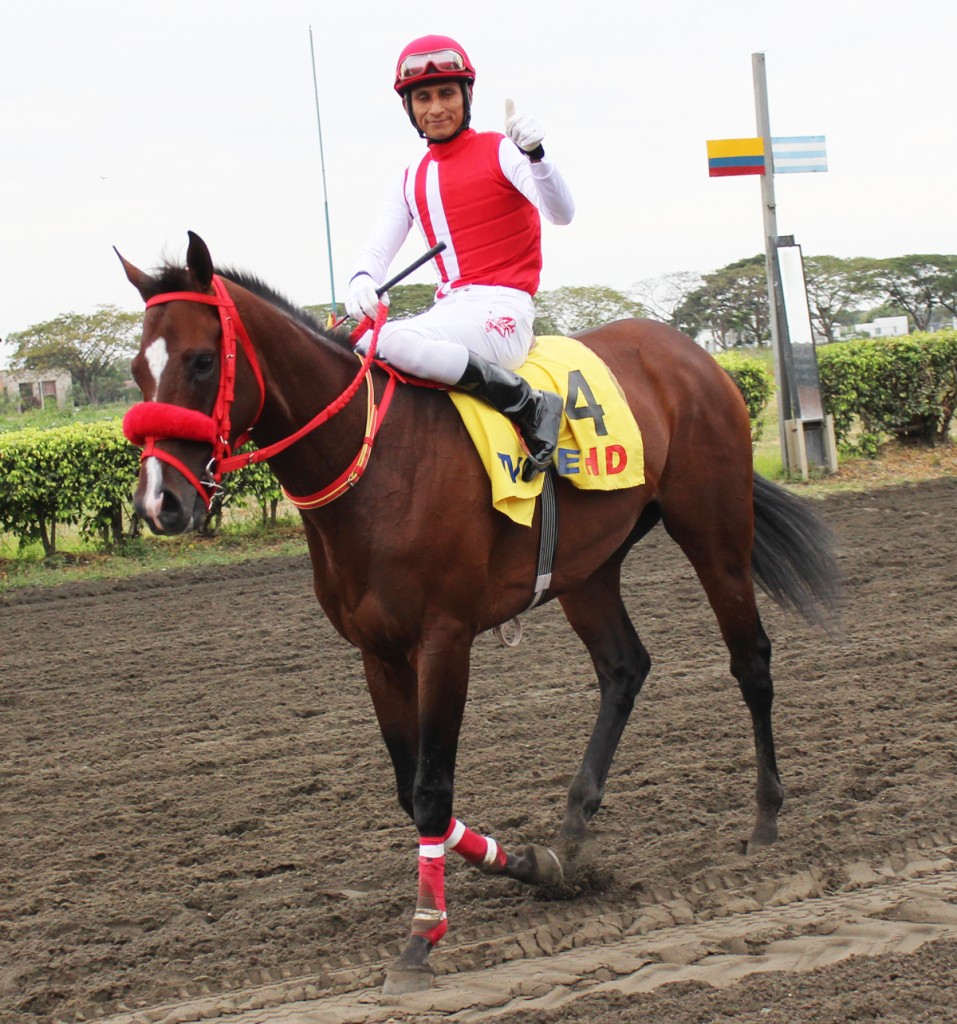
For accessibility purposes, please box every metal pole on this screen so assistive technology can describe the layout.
[309,26,337,314]
[752,52,790,473]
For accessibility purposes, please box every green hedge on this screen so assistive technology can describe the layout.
[7,331,950,555]
[0,356,780,556]
[818,330,957,450]
[714,351,775,442]
[0,421,283,556]
[0,422,139,555]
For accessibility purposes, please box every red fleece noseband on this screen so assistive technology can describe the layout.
[123,402,218,447]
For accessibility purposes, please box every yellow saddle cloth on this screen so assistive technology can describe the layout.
[449,335,644,526]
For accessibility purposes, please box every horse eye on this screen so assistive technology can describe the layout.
[192,353,216,375]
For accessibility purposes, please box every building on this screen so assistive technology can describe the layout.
[849,315,909,339]
[0,368,72,411]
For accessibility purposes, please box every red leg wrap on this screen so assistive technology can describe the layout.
[443,818,508,873]
[412,837,448,946]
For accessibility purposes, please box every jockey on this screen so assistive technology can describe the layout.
[345,34,576,481]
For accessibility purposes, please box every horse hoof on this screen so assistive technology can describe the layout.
[507,843,565,886]
[382,935,434,998]
[382,962,434,998]
[746,821,778,853]
[531,844,565,886]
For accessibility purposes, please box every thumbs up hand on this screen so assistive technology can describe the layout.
[505,98,545,158]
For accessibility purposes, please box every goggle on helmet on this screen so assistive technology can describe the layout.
[393,35,476,93]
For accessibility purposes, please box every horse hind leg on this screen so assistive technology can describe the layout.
[662,503,783,851]
[556,558,652,865]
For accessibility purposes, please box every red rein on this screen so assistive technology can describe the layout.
[123,276,392,511]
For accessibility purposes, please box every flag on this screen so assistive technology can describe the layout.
[706,138,766,177]
[771,136,827,174]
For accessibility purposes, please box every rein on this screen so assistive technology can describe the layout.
[123,275,394,510]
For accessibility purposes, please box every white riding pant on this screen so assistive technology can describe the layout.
[355,284,535,385]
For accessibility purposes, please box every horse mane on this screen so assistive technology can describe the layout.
[150,262,354,352]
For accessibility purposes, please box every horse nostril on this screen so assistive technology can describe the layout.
[160,490,181,516]
[157,489,188,530]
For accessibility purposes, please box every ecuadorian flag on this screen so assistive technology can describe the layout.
[707,138,766,177]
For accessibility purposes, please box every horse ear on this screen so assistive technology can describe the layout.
[115,247,158,302]
[186,231,214,290]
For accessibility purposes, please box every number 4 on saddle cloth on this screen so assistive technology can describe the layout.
[450,335,645,526]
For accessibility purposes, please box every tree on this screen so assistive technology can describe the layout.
[862,255,957,331]
[802,255,881,343]
[5,306,141,405]
[675,256,770,349]
[533,285,644,335]
[382,284,436,320]
[306,284,436,329]
[631,271,704,333]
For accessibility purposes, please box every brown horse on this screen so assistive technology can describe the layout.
[118,232,839,995]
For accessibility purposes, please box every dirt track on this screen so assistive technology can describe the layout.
[3,477,957,1023]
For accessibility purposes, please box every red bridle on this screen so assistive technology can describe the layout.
[123,275,394,510]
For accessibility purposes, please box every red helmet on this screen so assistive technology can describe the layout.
[393,35,476,94]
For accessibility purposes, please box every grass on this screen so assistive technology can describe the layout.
[0,514,309,592]
[0,398,133,433]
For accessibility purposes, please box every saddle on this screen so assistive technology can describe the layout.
[449,335,645,526]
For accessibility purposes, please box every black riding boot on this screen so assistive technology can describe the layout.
[455,352,563,481]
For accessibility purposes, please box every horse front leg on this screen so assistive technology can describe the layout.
[368,630,469,996]
[362,651,418,822]
[375,630,561,997]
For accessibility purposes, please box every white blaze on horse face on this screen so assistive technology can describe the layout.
[142,456,167,530]
[144,337,169,398]
[140,337,171,530]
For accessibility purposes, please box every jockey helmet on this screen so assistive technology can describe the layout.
[393,35,476,93]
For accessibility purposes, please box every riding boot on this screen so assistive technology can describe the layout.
[455,352,563,481]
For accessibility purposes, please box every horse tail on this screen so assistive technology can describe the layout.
[751,474,842,628]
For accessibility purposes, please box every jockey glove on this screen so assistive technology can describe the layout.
[505,108,546,162]
[346,273,389,321]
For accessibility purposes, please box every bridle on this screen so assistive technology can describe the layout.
[122,275,395,511]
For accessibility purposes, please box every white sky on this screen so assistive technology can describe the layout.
[1,0,953,358]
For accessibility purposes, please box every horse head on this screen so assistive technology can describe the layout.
[119,232,264,536]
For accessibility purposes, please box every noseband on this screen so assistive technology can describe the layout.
[123,275,392,510]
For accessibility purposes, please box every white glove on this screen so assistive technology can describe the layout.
[505,98,545,154]
[346,272,389,321]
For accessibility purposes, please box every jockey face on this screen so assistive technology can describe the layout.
[409,81,466,141]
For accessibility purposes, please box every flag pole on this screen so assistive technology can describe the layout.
[752,51,790,472]
[309,26,337,315]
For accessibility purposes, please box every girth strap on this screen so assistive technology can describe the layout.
[526,467,558,611]
[491,467,558,646]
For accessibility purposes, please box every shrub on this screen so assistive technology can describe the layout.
[818,330,957,451]
[0,421,285,555]
[0,422,140,555]
[714,351,775,442]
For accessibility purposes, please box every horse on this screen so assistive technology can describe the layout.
[118,231,840,995]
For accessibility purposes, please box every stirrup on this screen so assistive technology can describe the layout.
[521,450,554,482]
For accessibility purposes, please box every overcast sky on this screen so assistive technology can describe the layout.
[1,0,952,357]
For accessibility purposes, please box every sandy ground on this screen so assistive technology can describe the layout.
[2,476,957,1023]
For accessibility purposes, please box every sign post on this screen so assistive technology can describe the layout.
[706,53,835,478]
[751,52,790,469]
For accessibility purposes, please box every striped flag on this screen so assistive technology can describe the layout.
[706,138,766,177]
[771,136,827,174]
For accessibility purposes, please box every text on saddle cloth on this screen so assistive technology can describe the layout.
[450,335,645,527]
